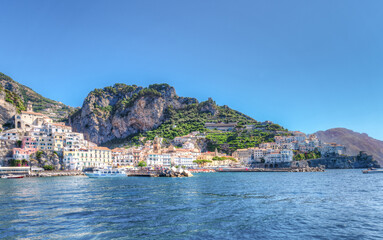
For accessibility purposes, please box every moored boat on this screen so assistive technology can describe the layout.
[1,175,25,179]
[85,168,127,178]
[362,168,383,174]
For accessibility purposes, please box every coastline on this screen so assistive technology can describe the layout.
[27,171,85,177]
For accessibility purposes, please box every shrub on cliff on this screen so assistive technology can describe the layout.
[43,165,54,171]
[138,161,147,167]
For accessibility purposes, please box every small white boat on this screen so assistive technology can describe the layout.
[362,168,383,174]
[85,168,127,178]
[1,175,25,179]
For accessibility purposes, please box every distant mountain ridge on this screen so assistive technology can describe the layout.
[315,128,383,165]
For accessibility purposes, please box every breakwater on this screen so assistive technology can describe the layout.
[291,151,380,169]
[216,167,324,172]
[27,171,85,177]
[127,168,193,177]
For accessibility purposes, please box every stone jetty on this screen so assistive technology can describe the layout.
[216,167,324,173]
[27,171,85,177]
[159,167,193,177]
[288,166,324,172]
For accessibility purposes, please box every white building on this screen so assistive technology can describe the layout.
[0,129,21,141]
[173,155,197,168]
[264,150,293,164]
[147,153,172,167]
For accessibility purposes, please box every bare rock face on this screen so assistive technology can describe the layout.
[0,140,16,166]
[0,90,17,129]
[70,84,199,145]
[30,151,62,170]
[199,98,218,116]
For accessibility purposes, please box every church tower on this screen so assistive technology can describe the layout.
[153,136,162,153]
[27,102,33,112]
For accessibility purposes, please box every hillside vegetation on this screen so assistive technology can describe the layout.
[0,73,74,121]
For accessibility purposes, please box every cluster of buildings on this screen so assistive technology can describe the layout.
[233,131,346,166]
[1,103,108,169]
[1,104,208,170]
[1,104,347,170]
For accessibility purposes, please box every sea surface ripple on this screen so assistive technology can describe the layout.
[1,170,383,239]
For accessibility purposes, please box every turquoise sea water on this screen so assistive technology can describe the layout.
[1,170,383,239]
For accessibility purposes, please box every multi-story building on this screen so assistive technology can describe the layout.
[13,148,38,161]
[264,150,293,164]
[14,103,52,130]
[21,136,37,150]
[0,129,22,141]
[320,143,346,156]
[173,155,197,168]
[112,148,134,167]
[147,153,172,167]
[64,132,86,150]
[232,149,252,165]
[63,146,112,170]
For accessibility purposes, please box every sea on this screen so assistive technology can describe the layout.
[1,170,383,239]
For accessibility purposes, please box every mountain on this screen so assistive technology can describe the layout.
[0,72,74,128]
[315,128,383,164]
[69,83,270,146]
[0,72,287,151]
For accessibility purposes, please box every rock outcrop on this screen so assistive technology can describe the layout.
[291,151,380,169]
[70,83,200,145]
[0,140,16,166]
[159,167,193,177]
[289,166,324,172]
[28,171,84,177]
[29,151,63,170]
[0,90,17,129]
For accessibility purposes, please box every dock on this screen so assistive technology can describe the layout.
[215,167,324,172]
[127,171,159,177]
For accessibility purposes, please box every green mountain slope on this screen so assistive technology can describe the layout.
[0,72,74,123]
[71,83,287,152]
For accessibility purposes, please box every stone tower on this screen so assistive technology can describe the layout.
[153,136,162,153]
[27,102,33,112]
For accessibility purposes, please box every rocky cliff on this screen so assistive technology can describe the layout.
[70,83,257,146]
[29,151,63,170]
[0,72,74,128]
[315,128,383,165]
[0,140,16,166]
[70,84,201,145]
[290,152,380,169]
[0,88,18,128]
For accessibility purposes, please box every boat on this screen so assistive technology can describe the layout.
[362,168,383,174]
[1,175,25,179]
[85,168,127,178]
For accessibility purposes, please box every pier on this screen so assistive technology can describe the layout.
[127,171,159,177]
[215,167,324,172]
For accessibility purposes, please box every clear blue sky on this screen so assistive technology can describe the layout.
[1,0,383,139]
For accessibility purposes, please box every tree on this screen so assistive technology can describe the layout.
[193,159,212,167]
[43,165,54,171]
[138,161,147,167]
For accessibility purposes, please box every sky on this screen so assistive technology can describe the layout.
[0,0,382,139]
